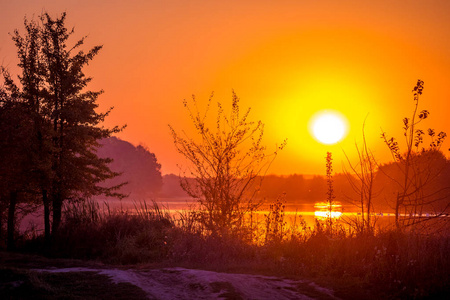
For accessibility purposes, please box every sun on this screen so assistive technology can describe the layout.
[309,110,349,145]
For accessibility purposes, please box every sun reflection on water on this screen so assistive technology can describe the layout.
[314,202,343,219]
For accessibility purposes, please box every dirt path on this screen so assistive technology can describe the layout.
[35,267,339,300]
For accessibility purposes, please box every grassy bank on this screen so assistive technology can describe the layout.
[5,200,450,299]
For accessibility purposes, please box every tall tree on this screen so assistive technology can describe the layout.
[4,17,53,243]
[0,13,124,245]
[0,18,46,248]
[38,12,123,234]
[0,70,37,250]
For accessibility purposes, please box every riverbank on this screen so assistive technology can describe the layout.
[3,200,449,299]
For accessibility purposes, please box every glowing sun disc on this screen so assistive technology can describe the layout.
[309,111,348,145]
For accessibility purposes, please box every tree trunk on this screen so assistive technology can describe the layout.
[52,194,62,235]
[42,189,51,243]
[7,191,17,251]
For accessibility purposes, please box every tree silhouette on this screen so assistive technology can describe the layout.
[38,12,124,234]
[0,87,37,250]
[170,91,285,236]
[0,12,124,246]
[0,18,48,249]
[381,80,449,230]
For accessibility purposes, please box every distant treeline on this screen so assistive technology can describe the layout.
[94,136,450,214]
[160,173,359,205]
[97,137,162,199]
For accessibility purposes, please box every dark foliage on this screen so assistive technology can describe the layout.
[0,12,123,248]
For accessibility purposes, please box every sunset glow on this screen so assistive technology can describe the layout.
[1,1,450,176]
[1,3,449,298]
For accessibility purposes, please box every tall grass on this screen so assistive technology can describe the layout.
[44,200,174,264]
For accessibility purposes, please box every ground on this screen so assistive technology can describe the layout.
[0,252,340,300]
[32,267,339,300]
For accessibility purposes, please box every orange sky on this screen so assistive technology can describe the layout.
[1,0,450,175]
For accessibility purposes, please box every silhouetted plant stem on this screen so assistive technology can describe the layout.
[343,121,377,236]
[325,152,335,235]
